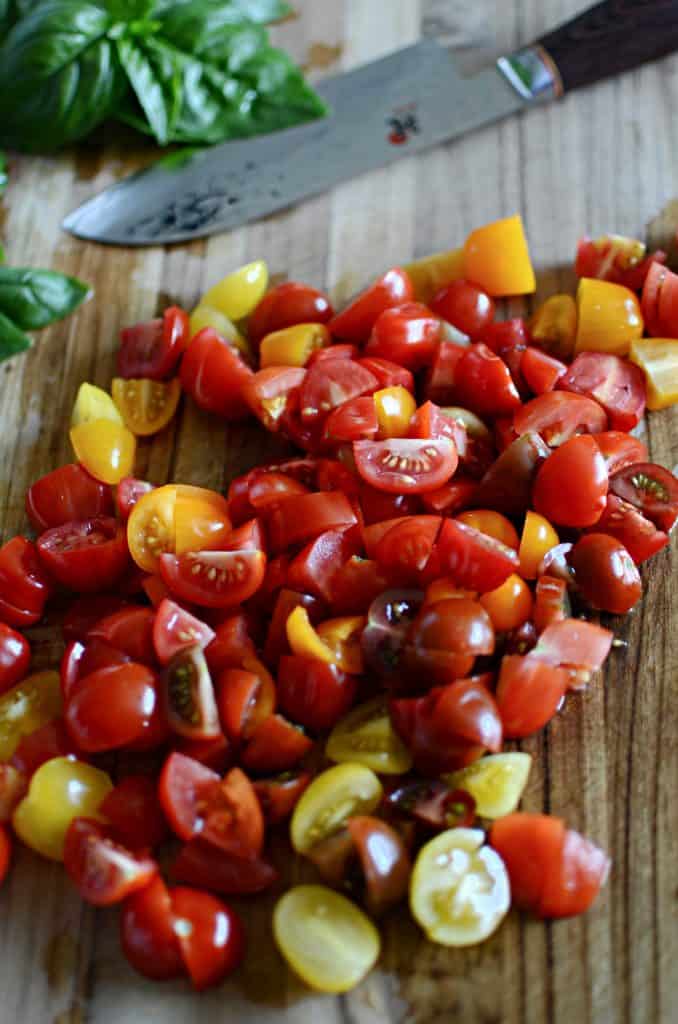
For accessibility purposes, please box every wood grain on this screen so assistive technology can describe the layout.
[0,2,677,1022]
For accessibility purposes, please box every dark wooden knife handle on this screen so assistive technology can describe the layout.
[538,0,678,94]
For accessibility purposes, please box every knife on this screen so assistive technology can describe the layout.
[63,1,678,247]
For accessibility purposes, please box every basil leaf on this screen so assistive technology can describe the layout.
[0,311,32,364]
[0,1,127,152]
[117,33,181,146]
[0,266,90,330]
[151,0,291,26]
[0,152,7,197]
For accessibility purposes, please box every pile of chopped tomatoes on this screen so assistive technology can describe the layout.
[1,215,677,994]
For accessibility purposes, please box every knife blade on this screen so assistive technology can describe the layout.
[62,1,678,247]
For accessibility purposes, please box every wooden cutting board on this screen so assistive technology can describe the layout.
[0,2,676,1022]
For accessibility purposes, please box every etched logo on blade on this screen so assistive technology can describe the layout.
[387,104,420,145]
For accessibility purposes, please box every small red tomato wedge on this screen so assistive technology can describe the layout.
[593,495,668,565]
[241,714,313,774]
[594,431,648,475]
[558,352,646,431]
[172,838,278,895]
[64,818,157,906]
[300,358,378,422]
[170,886,245,991]
[26,464,114,531]
[180,328,253,420]
[496,655,568,738]
[532,618,613,671]
[120,876,185,981]
[436,518,519,592]
[325,396,379,441]
[119,306,189,380]
[153,599,215,665]
[88,606,155,663]
[329,268,414,341]
[242,366,306,431]
[609,462,678,532]
[514,391,608,446]
[374,515,442,578]
[163,646,221,740]
[277,655,357,732]
[266,491,357,551]
[159,549,266,608]
[37,517,130,593]
[353,438,457,494]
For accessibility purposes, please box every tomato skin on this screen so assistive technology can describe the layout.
[325,396,379,442]
[253,772,312,825]
[287,530,359,603]
[300,358,378,422]
[26,464,113,532]
[405,597,494,683]
[452,343,521,418]
[0,536,53,628]
[170,886,245,991]
[205,614,255,676]
[559,352,646,431]
[100,775,169,851]
[521,346,567,394]
[37,517,130,593]
[357,357,414,392]
[609,462,678,533]
[329,268,414,341]
[353,438,457,495]
[88,607,155,664]
[159,549,266,609]
[119,306,189,380]
[0,623,30,696]
[64,817,157,906]
[423,341,465,404]
[496,655,568,737]
[514,391,608,446]
[266,492,357,552]
[592,495,668,564]
[569,534,642,614]
[0,824,11,886]
[152,599,215,665]
[172,837,277,895]
[436,519,519,593]
[241,714,313,774]
[180,328,253,420]
[539,827,611,918]
[365,302,442,369]
[532,435,609,528]
[594,432,647,475]
[248,282,333,345]
[532,618,613,672]
[120,875,185,981]
[216,665,275,742]
[65,662,161,752]
[430,280,495,339]
[278,655,357,732]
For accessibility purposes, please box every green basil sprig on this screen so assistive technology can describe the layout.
[0,267,90,364]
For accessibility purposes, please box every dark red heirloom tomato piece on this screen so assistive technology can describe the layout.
[533,576,570,633]
[532,435,608,527]
[172,838,278,895]
[592,495,668,565]
[496,654,568,738]
[436,519,519,592]
[65,662,160,752]
[329,268,414,341]
[248,281,334,346]
[277,655,357,732]
[532,618,613,672]
[37,517,129,593]
[539,826,611,918]
[116,477,154,521]
[569,534,642,614]
[253,771,312,825]
[0,623,30,695]
[558,352,646,432]
[159,549,266,608]
[520,346,567,395]
[359,589,423,684]
[163,646,221,741]
[242,366,306,431]
[119,306,189,380]
[347,815,412,916]
[403,597,494,685]
[430,280,495,339]
[325,396,379,442]
[514,391,607,446]
[170,886,245,991]
[594,431,648,475]
[452,343,521,418]
[88,606,155,663]
[180,327,253,420]
[299,358,378,422]
[287,530,359,603]
[10,718,76,776]
[241,714,313,775]
[357,356,414,392]
[353,438,457,495]
[365,302,442,370]
[61,593,130,643]
[610,462,678,533]
[266,491,357,551]
[120,875,185,981]
[64,818,157,906]
[100,775,169,851]
[0,536,53,628]
[26,463,113,532]
[374,515,442,580]
[216,665,275,742]
[422,341,465,404]
[153,599,215,665]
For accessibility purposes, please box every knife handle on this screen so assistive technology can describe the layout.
[538,0,678,94]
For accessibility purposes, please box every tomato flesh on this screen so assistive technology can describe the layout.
[353,438,457,494]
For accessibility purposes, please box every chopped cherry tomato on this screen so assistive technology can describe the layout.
[594,431,648,475]
[242,366,306,431]
[405,597,494,683]
[514,391,607,446]
[163,646,220,740]
[100,775,169,850]
[575,234,665,290]
[385,778,476,830]
[172,837,277,895]
[26,463,113,532]
[205,614,255,676]
[0,536,53,628]
[575,278,643,356]
[346,815,411,916]
[609,462,678,532]
[641,261,678,337]
[496,655,568,737]
[463,214,536,296]
[180,328,253,420]
[300,358,378,422]
[120,875,185,980]
[329,268,414,341]
[532,618,613,672]
[37,517,129,593]
[532,435,608,527]
[436,519,519,593]
[170,885,246,990]
[88,606,155,663]
[452,343,521,418]
[529,294,577,360]
[357,356,415,392]
[259,323,331,368]
[241,714,313,774]
[248,281,333,346]
[422,341,465,405]
[216,663,275,742]
[253,772,312,825]
[0,623,30,696]
[353,438,457,495]
[430,280,494,339]
[287,530,359,603]
[329,557,391,616]
[480,574,533,632]
[69,418,136,486]
[569,534,642,614]
[278,654,357,732]
[153,599,215,665]
[119,306,189,380]
[520,346,567,394]
[325,396,379,441]
[473,432,549,517]
[116,477,154,520]
[65,662,161,752]
[593,494,668,564]
[159,549,266,608]
[365,302,442,369]
[559,352,646,431]
[266,491,357,551]
[533,576,570,632]
[112,377,181,436]
[64,817,157,906]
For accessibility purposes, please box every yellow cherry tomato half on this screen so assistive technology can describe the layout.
[189,304,249,357]
[410,828,510,947]
[174,484,231,556]
[12,756,112,861]
[71,382,123,428]
[529,293,578,361]
[574,278,643,356]
[519,510,559,579]
[373,386,417,438]
[315,616,365,674]
[630,337,678,410]
[273,885,380,993]
[201,260,268,321]
[480,574,533,632]
[259,323,331,368]
[111,377,181,437]
[326,697,413,775]
[286,605,336,666]
[456,509,520,550]
[463,215,536,297]
[0,671,62,761]
[290,763,382,854]
[127,483,177,572]
[404,248,465,304]
[70,418,136,485]
[444,752,532,819]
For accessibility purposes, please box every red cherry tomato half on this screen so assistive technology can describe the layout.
[436,518,519,593]
[120,875,185,980]
[119,306,189,380]
[514,391,608,447]
[594,431,648,475]
[593,495,668,565]
[569,533,642,614]
[299,358,378,422]
[170,886,245,991]
[241,714,313,775]
[266,491,357,552]
[452,343,521,418]
[26,463,114,532]
[353,438,457,495]
[532,618,613,672]
[247,472,309,511]
[60,639,130,700]
[153,599,215,665]
[532,435,608,528]
[558,352,646,432]
[430,280,495,339]
[357,356,414,391]
[0,536,53,628]
[609,462,678,532]
[248,281,334,346]
[242,366,306,431]
[65,662,161,752]
[422,341,465,405]
[100,775,169,851]
[374,515,442,580]
[88,606,155,663]
[325,396,379,441]
[286,530,359,604]
[520,346,567,394]
[0,622,31,695]
[205,614,256,676]
[37,517,129,593]
[116,477,154,520]
[159,549,266,608]
[253,772,312,826]
[277,654,357,732]
[365,302,442,370]
[329,268,414,341]
[180,328,253,420]
[216,665,276,742]
[496,654,568,738]
[576,235,665,290]
[64,818,157,906]
[172,838,278,895]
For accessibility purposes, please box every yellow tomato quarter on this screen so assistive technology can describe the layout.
[463,215,536,297]
[290,763,382,854]
[326,697,413,775]
[70,418,136,485]
[444,752,532,818]
[201,260,268,321]
[575,278,643,356]
[71,382,123,428]
[630,337,678,410]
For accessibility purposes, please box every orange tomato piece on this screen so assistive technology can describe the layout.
[574,279,643,357]
[316,617,366,674]
[70,418,136,485]
[456,510,520,550]
[463,215,536,297]
[373,386,416,438]
[480,574,533,632]
[112,378,181,436]
[518,511,559,579]
[174,485,231,555]
[259,324,330,368]
[127,484,177,572]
